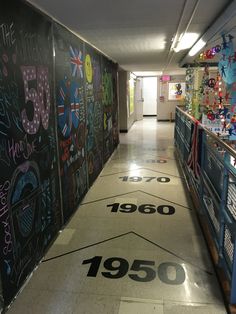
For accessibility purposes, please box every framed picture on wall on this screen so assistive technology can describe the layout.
[168,82,186,100]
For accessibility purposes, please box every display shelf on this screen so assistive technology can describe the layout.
[175,106,236,311]
[202,179,221,249]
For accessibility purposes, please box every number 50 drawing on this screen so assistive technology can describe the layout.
[21,66,51,134]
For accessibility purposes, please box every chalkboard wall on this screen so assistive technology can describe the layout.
[54,23,88,223]
[0,0,119,309]
[112,64,119,148]
[102,56,115,163]
[85,44,104,186]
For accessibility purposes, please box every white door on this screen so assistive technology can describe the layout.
[134,78,143,120]
[143,77,157,115]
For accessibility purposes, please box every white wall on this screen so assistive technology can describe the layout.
[157,75,185,120]
[118,70,128,131]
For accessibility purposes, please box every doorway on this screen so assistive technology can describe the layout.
[142,77,158,116]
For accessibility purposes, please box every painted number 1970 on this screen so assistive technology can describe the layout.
[119,176,170,183]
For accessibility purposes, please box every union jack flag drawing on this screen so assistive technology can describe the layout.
[70,46,83,78]
[58,79,80,137]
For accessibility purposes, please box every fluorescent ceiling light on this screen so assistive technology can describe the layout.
[133,71,163,76]
[173,33,199,52]
[188,38,206,56]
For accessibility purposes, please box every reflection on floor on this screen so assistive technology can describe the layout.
[7,120,227,314]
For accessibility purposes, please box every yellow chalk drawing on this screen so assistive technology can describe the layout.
[85,54,93,83]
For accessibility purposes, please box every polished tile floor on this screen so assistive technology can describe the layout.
[7,119,227,314]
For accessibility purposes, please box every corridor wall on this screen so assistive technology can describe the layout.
[0,0,119,310]
[118,70,135,132]
[158,75,185,121]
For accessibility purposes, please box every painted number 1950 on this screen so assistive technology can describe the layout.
[82,256,185,284]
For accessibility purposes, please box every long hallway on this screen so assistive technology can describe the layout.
[8,119,227,314]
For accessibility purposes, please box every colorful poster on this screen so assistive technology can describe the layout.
[85,44,103,186]
[168,82,186,100]
[202,114,222,133]
[54,23,87,223]
[218,35,236,85]
[0,1,61,306]
[218,35,236,139]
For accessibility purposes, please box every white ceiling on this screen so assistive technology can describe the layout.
[28,0,234,73]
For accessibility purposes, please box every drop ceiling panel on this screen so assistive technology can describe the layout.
[30,0,185,28]
[191,0,232,24]
[29,0,233,72]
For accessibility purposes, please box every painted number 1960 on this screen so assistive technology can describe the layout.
[107,203,175,215]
